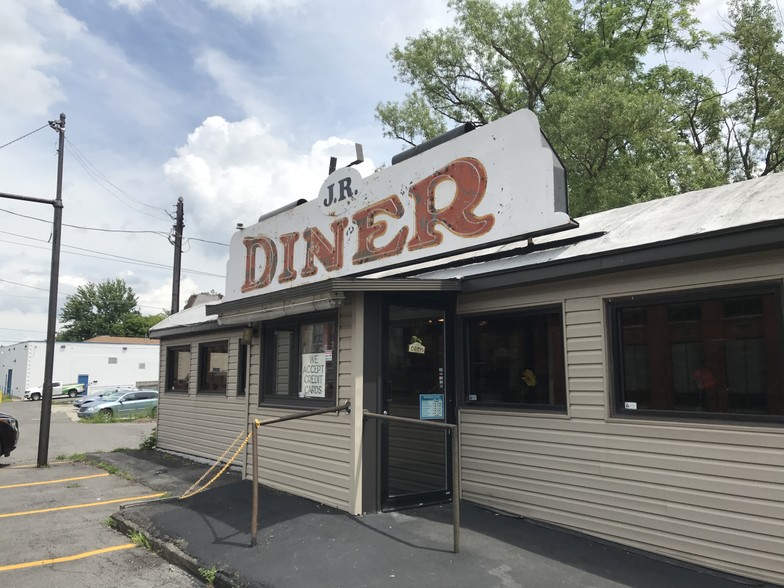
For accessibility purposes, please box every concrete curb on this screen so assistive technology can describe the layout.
[111,509,256,588]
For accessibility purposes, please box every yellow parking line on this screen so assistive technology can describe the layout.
[7,461,76,469]
[0,473,110,490]
[0,543,136,572]
[0,492,165,518]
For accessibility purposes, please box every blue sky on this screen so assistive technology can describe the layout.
[0,0,729,344]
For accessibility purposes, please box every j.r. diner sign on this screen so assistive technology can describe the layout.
[224,109,573,301]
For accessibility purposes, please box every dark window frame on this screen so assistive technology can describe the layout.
[463,305,567,412]
[237,341,248,397]
[165,345,191,393]
[609,282,784,424]
[197,340,229,395]
[260,311,338,408]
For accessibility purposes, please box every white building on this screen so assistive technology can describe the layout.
[0,336,160,397]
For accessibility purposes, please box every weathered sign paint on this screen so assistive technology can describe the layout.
[224,109,573,301]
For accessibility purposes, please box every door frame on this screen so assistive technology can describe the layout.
[362,291,457,513]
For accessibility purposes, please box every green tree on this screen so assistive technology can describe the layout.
[377,0,784,216]
[57,279,164,341]
[723,0,784,180]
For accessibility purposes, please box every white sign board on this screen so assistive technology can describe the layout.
[224,109,573,301]
[300,353,326,398]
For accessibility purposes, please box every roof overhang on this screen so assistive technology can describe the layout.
[460,221,784,293]
[206,277,462,325]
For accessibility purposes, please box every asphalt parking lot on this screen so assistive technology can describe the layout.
[2,398,155,465]
[0,399,197,587]
[0,461,199,587]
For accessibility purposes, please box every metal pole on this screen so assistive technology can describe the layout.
[248,402,349,547]
[452,427,460,554]
[170,197,184,314]
[250,421,259,547]
[37,113,65,468]
[362,410,460,552]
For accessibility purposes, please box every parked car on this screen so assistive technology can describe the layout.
[77,390,158,420]
[25,381,85,400]
[0,412,19,457]
[73,386,135,407]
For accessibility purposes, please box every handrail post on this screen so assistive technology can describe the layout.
[248,401,349,548]
[362,410,461,554]
[250,420,259,547]
[451,427,460,554]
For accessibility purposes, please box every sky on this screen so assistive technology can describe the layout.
[0,0,731,345]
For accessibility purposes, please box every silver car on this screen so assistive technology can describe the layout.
[73,386,135,408]
[77,390,158,420]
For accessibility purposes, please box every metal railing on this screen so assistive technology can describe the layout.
[250,401,352,546]
[247,401,460,554]
[363,410,461,554]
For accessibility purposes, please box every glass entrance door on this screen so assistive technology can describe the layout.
[381,303,451,510]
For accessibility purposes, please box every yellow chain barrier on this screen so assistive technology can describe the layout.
[179,429,252,500]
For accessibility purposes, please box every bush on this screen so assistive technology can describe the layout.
[139,427,157,451]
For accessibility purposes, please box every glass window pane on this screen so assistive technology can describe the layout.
[200,342,228,393]
[614,288,783,420]
[262,317,338,403]
[167,347,190,392]
[466,310,566,409]
[273,331,293,396]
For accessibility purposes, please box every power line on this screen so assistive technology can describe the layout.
[0,206,212,241]
[0,238,224,278]
[0,326,47,333]
[65,137,172,222]
[0,124,49,151]
[187,236,229,247]
[0,278,50,292]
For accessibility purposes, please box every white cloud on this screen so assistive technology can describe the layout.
[163,115,375,247]
[204,0,301,21]
[0,1,77,117]
[110,0,154,13]
[195,49,281,120]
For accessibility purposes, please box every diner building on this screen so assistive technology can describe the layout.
[150,109,784,584]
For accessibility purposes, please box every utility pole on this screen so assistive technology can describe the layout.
[38,113,65,467]
[0,113,66,467]
[170,197,184,314]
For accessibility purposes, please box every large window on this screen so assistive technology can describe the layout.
[465,308,566,410]
[611,285,784,422]
[262,314,337,405]
[165,345,191,392]
[198,341,228,394]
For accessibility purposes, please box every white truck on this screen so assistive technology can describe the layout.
[24,381,85,401]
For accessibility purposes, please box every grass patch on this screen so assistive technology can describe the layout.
[78,411,158,424]
[66,482,80,489]
[130,530,151,549]
[140,427,157,451]
[88,460,134,482]
[54,453,87,462]
[199,564,219,586]
[103,517,118,529]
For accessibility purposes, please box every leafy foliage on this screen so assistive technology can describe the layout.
[57,278,165,341]
[377,0,784,216]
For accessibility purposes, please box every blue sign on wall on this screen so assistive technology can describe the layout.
[419,393,445,420]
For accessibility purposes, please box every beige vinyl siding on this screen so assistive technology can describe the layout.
[157,331,248,466]
[458,250,784,585]
[247,298,355,512]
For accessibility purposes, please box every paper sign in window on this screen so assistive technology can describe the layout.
[301,353,326,398]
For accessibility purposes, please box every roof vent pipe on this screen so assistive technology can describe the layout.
[391,122,475,165]
[258,199,308,222]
